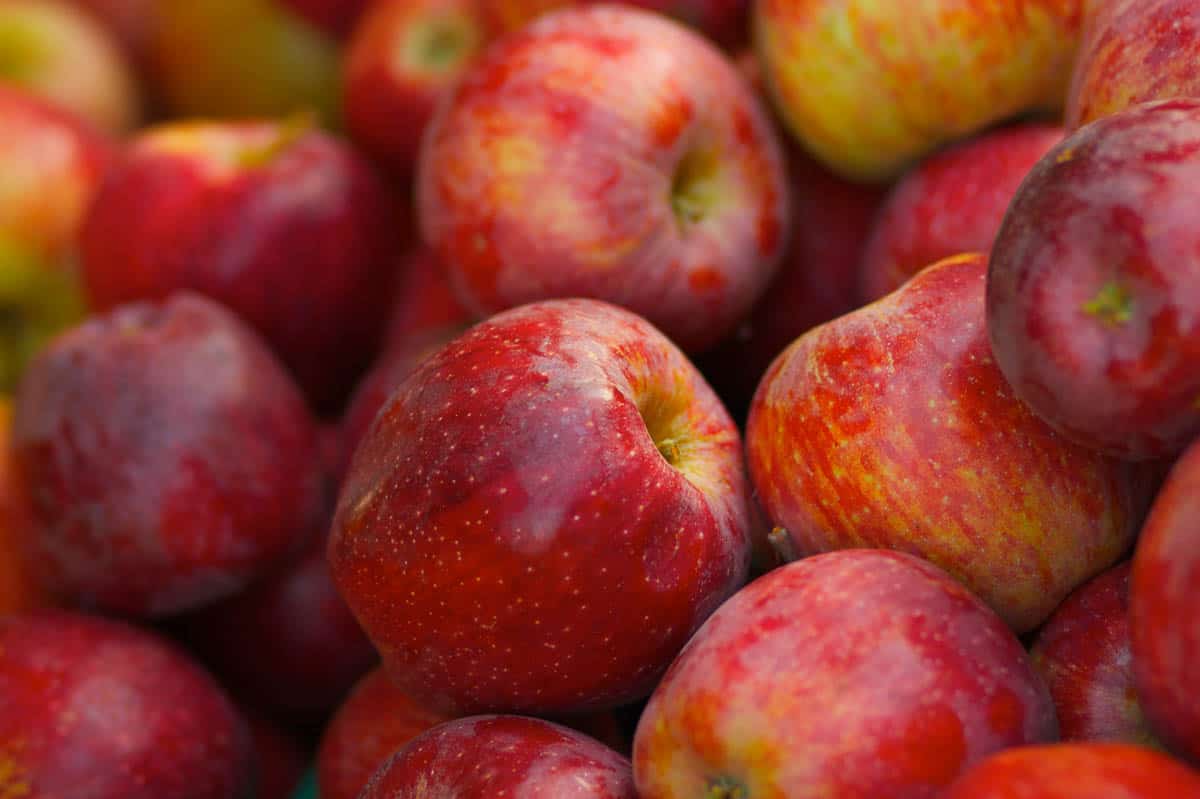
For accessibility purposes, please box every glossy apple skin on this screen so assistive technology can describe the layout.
[1067,0,1200,128]
[1131,439,1200,762]
[12,293,324,617]
[148,0,341,124]
[1030,562,1157,745]
[344,0,489,178]
[754,0,1084,181]
[859,123,1063,302]
[988,100,1200,460]
[478,0,750,48]
[0,0,140,136]
[747,253,1146,633]
[80,119,398,413]
[942,743,1200,798]
[360,716,637,799]
[417,5,788,352]
[0,610,253,799]
[330,298,752,714]
[247,712,306,799]
[633,550,1057,798]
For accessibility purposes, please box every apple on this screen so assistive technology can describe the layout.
[987,99,1200,460]
[279,0,373,38]
[343,0,489,178]
[859,122,1063,302]
[330,298,752,714]
[65,0,157,73]
[0,0,140,135]
[148,0,342,124]
[477,0,751,48]
[246,712,307,799]
[942,743,1200,797]
[12,293,324,617]
[0,398,49,614]
[1030,562,1158,745]
[359,716,637,798]
[1067,0,1200,129]
[1131,437,1200,762]
[79,117,399,413]
[380,246,474,353]
[0,609,253,798]
[633,549,1057,798]
[746,252,1147,633]
[417,4,789,353]
[754,0,1085,181]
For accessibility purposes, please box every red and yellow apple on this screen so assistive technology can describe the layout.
[478,0,751,48]
[417,4,789,352]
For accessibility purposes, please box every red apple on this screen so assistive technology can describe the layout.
[0,0,140,135]
[859,122,1063,302]
[246,712,307,799]
[633,550,1057,798]
[1030,562,1157,745]
[477,0,750,48]
[0,609,253,798]
[330,298,752,714]
[343,0,489,178]
[747,253,1146,633]
[1067,0,1200,129]
[12,293,324,617]
[1131,437,1200,762]
[417,4,788,352]
[79,117,399,413]
[942,743,1200,797]
[380,246,474,353]
[987,99,1200,460]
[360,716,637,798]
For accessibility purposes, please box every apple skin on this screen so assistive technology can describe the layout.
[417,4,789,353]
[859,123,1063,302]
[330,298,752,714]
[0,0,140,136]
[148,0,342,124]
[942,743,1200,798]
[11,293,324,617]
[1131,438,1200,762]
[79,118,399,413]
[380,246,475,353]
[747,252,1146,633]
[987,99,1200,460]
[477,0,751,48]
[1030,562,1158,745]
[1067,0,1200,129]
[343,0,489,178]
[246,712,306,799]
[754,0,1084,181]
[633,550,1057,798]
[0,609,253,798]
[359,716,637,798]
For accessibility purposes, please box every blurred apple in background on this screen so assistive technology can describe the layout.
[477,0,751,48]
[279,0,374,38]
[0,0,140,135]
[754,0,1085,181]
[1030,562,1158,745]
[1067,0,1200,129]
[148,0,343,124]
[380,245,473,351]
[343,0,489,178]
[79,117,400,413]
[0,86,109,393]
[417,4,788,352]
[858,122,1063,302]
[65,0,157,74]
[0,398,48,614]
[246,711,307,799]
[747,253,1147,633]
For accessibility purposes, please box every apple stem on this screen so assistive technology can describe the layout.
[767,526,799,564]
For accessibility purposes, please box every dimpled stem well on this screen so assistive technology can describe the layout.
[1083,281,1133,327]
[671,146,721,227]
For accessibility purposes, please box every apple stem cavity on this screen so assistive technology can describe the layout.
[1082,281,1134,327]
[767,526,799,564]
[706,776,749,799]
[670,145,720,227]
[414,20,470,70]
[237,110,318,169]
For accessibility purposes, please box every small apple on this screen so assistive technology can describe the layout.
[1030,562,1158,745]
[942,743,1200,797]
[417,4,789,352]
[0,609,253,798]
[343,0,489,178]
[633,550,1057,798]
[988,99,1200,460]
[0,0,140,135]
[12,293,324,617]
[360,716,637,798]
[747,253,1146,633]
[754,0,1085,180]
[859,122,1063,302]
[330,298,753,714]
[80,116,399,413]
[1131,437,1200,762]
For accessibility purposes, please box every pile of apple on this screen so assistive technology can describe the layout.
[0,0,1198,797]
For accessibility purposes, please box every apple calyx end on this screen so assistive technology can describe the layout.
[409,17,478,71]
[1082,281,1133,327]
[706,776,749,799]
